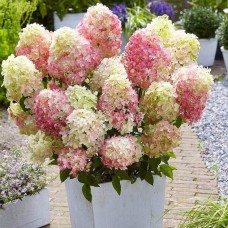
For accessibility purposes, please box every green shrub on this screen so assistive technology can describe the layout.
[124,6,155,41]
[0,0,37,107]
[181,6,221,39]
[180,198,228,228]
[216,17,228,50]
[191,0,228,13]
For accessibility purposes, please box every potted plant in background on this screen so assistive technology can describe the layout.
[113,4,155,51]
[216,16,228,75]
[181,6,221,66]
[1,4,214,228]
[0,149,50,228]
[112,1,176,51]
[190,0,228,60]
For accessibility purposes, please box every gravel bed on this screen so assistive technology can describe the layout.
[193,79,228,196]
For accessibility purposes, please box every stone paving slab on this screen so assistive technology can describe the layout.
[163,125,218,228]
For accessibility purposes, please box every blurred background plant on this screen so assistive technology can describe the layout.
[190,0,228,12]
[0,0,37,107]
[122,5,156,40]
[147,0,175,20]
[179,198,228,228]
[181,6,221,39]
[216,16,228,50]
[0,149,48,206]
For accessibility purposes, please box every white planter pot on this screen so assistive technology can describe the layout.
[197,38,218,67]
[53,12,127,53]
[221,46,228,75]
[65,176,166,228]
[54,12,85,30]
[0,189,50,228]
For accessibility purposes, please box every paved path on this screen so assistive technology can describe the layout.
[46,61,225,227]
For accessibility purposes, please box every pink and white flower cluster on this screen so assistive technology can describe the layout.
[16,23,52,75]
[77,4,122,59]
[2,4,213,179]
[142,121,181,157]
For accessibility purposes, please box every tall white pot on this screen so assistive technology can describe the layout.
[65,176,166,228]
[0,189,50,228]
[54,12,85,29]
[197,38,218,67]
[221,46,228,76]
[53,12,127,53]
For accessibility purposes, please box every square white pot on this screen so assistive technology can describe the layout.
[221,46,228,76]
[197,38,218,67]
[65,176,166,228]
[54,12,85,30]
[0,188,50,228]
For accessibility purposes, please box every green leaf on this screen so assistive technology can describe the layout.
[92,156,103,170]
[52,153,58,160]
[139,161,148,180]
[39,2,47,18]
[161,155,170,164]
[145,171,154,185]
[42,76,48,89]
[112,175,121,195]
[19,96,31,112]
[149,157,161,171]
[173,116,184,128]
[159,164,176,180]
[49,159,57,165]
[82,184,92,202]
[78,172,99,187]
[169,151,176,158]
[116,170,131,180]
[60,169,71,182]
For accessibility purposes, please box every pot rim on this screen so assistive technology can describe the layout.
[221,46,228,52]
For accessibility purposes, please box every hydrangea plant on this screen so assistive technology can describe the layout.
[2,4,214,202]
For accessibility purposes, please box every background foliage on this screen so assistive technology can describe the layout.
[180,198,228,228]
[181,6,221,39]
[0,0,37,106]
[191,0,228,12]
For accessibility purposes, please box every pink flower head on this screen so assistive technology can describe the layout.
[57,147,88,177]
[16,23,52,75]
[77,3,122,59]
[172,65,213,123]
[98,74,142,134]
[33,89,72,137]
[122,29,172,89]
[99,136,142,170]
[142,120,181,157]
[48,27,100,85]
[61,109,107,157]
